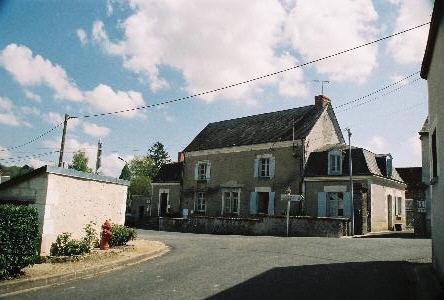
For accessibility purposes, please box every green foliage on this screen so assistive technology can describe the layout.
[129,175,151,197]
[129,155,156,178]
[119,164,131,181]
[0,205,39,279]
[109,224,137,247]
[50,233,90,256]
[0,164,33,179]
[68,150,92,173]
[148,142,171,173]
[50,222,99,257]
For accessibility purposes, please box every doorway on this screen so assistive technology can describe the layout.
[160,192,168,216]
[257,192,269,214]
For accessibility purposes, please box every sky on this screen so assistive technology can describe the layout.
[0,0,433,177]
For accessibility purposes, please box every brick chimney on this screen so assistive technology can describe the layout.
[178,151,185,162]
[315,95,331,108]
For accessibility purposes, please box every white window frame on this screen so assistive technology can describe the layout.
[327,192,344,217]
[259,158,270,178]
[196,192,206,212]
[395,197,402,216]
[195,160,211,181]
[222,189,240,215]
[328,150,343,175]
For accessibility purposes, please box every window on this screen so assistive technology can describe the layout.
[195,161,211,181]
[260,158,270,177]
[254,155,275,178]
[196,192,206,212]
[386,155,393,177]
[327,192,344,217]
[432,129,438,179]
[328,150,342,175]
[224,191,239,214]
[395,197,402,216]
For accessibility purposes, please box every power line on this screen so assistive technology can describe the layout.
[0,122,64,152]
[73,22,430,119]
[0,150,60,163]
[334,71,420,110]
[337,77,422,113]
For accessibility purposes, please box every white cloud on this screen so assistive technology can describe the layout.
[0,96,29,127]
[365,135,388,153]
[106,0,113,16]
[0,44,84,101]
[82,122,111,137]
[0,113,20,126]
[21,106,40,117]
[24,90,41,102]
[386,0,431,65]
[285,0,379,83]
[0,146,11,159]
[43,112,81,130]
[92,1,308,101]
[101,153,134,177]
[76,29,88,46]
[44,137,97,170]
[85,84,145,118]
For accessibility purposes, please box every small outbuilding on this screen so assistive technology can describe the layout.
[0,166,129,255]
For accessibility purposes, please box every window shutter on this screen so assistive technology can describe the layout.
[343,192,351,218]
[194,164,199,180]
[317,192,327,217]
[327,154,332,175]
[400,198,404,217]
[269,157,276,178]
[249,192,257,215]
[206,162,211,180]
[253,159,259,178]
[268,192,275,215]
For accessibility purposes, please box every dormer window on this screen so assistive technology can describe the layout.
[328,149,342,175]
[386,155,393,178]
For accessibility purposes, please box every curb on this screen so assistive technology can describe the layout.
[0,245,170,297]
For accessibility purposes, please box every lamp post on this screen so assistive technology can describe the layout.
[345,128,354,236]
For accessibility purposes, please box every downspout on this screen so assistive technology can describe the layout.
[300,138,306,215]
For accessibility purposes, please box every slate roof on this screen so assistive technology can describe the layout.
[304,145,404,183]
[396,167,423,189]
[184,105,326,152]
[153,162,183,183]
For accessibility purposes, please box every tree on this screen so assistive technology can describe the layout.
[126,155,156,197]
[119,164,131,181]
[148,142,170,174]
[68,150,92,173]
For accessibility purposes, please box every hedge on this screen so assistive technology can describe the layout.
[0,205,39,279]
[109,224,137,247]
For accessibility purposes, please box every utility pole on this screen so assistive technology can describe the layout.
[58,114,69,167]
[345,128,354,236]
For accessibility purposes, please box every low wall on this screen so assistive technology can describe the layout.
[159,215,350,237]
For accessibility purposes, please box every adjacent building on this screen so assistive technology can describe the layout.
[152,162,183,217]
[304,145,406,234]
[420,0,444,282]
[0,166,129,255]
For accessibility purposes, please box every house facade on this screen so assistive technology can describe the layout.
[0,166,129,255]
[180,95,344,218]
[304,145,406,234]
[152,162,183,217]
[420,0,444,282]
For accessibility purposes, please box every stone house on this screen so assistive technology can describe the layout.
[420,0,444,282]
[180,95,344,218]
[304,145,406,234]
[0,165,129,255]
[396,167,428,236]
[151,162,183,217]
[419,118,433,237]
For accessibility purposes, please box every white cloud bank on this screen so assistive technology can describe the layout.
[76,28,88,46]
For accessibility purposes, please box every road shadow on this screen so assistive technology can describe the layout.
[207,261,438,300]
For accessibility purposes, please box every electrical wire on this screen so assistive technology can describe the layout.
[0,150,60,163]
[73,22,430,119]
[0,122,64,152]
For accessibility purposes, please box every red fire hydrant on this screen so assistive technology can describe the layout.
[100,220,113,250]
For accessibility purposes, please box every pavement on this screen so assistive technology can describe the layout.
[0,240,169,298]
[1,230,443,299]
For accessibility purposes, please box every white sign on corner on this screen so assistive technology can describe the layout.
[281,195,302,202]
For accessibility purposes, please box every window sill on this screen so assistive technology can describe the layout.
[430,176,438,185]
[196,179,209,183]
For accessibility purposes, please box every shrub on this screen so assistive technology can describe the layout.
[0,205,39,279]
[109,224,137,247]
[50,233,90,256]
[83,222,99,249]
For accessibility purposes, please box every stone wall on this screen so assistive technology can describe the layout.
[159,215,350,237]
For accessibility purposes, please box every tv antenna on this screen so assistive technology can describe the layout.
[312,80,330,95]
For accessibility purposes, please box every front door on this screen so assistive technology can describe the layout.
[160,193,168,216]
[387,196,393,230]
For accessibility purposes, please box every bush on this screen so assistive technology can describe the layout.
[0,205,39,279]
[109,224,137,247]
[50,233,90,256]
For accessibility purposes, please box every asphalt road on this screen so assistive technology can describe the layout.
[10,230,431,300]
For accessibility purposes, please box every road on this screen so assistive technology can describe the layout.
[10,230,431,299]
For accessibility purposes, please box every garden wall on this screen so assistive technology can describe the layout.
[159,215,350,237]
